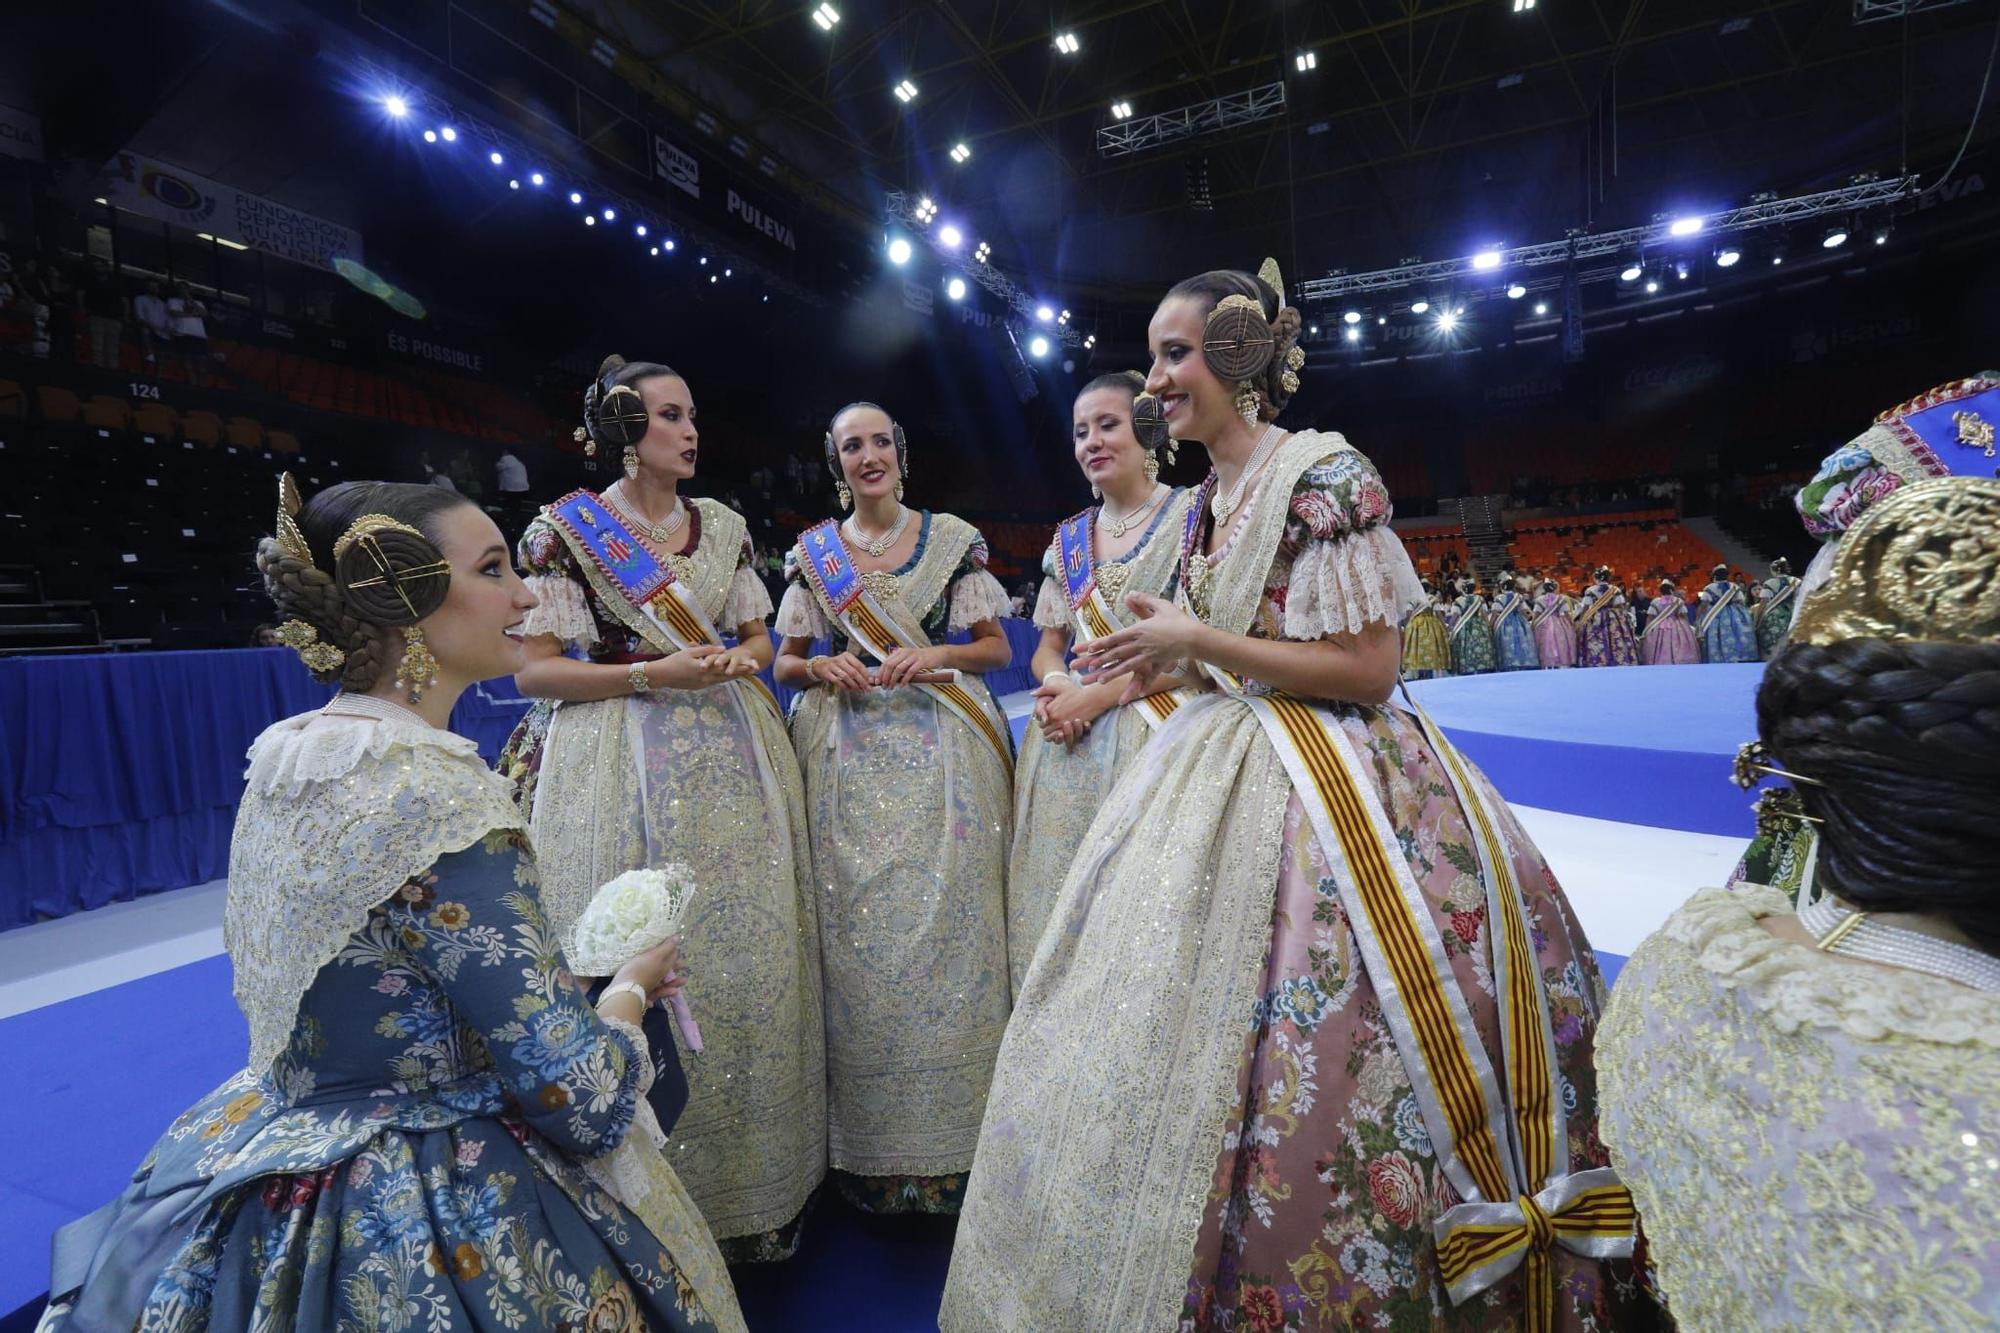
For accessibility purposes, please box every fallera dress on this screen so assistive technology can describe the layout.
[1639,595,1700,665]
[1400,597,1453,679]
[1532,592,1579,667]
[1489,589,1541,671]
[1695,579,1759,663]
[1447,593,1497,674]
[1575,581,1639,667]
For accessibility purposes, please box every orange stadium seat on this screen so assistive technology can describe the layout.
[36,385,81,423]
[133,402,180,439]
[267,428,301,455]
[82,395,132,433]
[181,409,222,447]
[225,415,264,449]
[0,378,25,418]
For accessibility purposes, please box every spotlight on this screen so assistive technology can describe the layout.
[531,173,545,186]
[725,268,732,276]
[1345,326,1361,343]
[946,277,967,301]
[1873,226,1891,246]
[1533,301,1549,316]
[423,129,437,143]
[950,142,971,164]
[1035,304,1055,322]
[664,240,675,251]
[974,241,992,263]
[887,236,914,266]
[1309,325,1319,336]
[602,207,616,221]
[1512,0,1536,10]
[1378,315,1387,326]
[1111,100,1133,120]
[1436,309,1458,333]
[1506,283,1526,299]
[1343,310,1362,325]
[1029,335,1051,358]
[383,95,409,118]
[650,246,659,256]
[508,178,519,190]
[894,79,919,104]
[700,256,708,265]
[569,191,583,204]
[1084,334,1097,349]
[636,224,647,236]
[1295,51,1317,73]
[1644,278,1660,293]
[1668,215,1704,237]
[584,214,596,226]
[711,275,718,284]
[489,151,504,165]
[1058,309,1071,326]
[812,3,840,31]
[914,196,939,223]
[1410,299,1430,314]
[1054,32,1080,55]
[1772,253,1785,266]
[1715,244,1742,267]
[938,224,963,248]
[1822,224,1849,249]
[439,126,457,142]
[1620,263,1642,283]
[1471,249,1502,271]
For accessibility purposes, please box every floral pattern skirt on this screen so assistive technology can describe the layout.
[1178,712,1656,1332]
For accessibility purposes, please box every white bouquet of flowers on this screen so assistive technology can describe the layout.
[570,865,702,1052]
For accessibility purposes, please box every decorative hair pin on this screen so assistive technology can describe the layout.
[275,618,345,674]
[1731,740,1824,792]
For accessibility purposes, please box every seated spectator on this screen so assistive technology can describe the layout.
[251,623,281,647]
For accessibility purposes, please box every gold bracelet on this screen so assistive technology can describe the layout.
[628,663,652,696]
[807,654,830,683]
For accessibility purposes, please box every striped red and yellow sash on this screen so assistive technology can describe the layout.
[1069,587,1187,729]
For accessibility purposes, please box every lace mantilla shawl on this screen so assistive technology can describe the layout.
[1599,885,2000,1330]
[226,696,526,1075]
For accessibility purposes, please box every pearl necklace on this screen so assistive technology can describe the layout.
[1210,423,1284,523]
[606,483,685,545]
[1098,484,1167,539]
[845,504,911,558]
[1799,896,2000,993]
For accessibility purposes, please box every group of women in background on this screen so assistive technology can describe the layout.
[1402,556,1799,676]
[41,239,2000,1331]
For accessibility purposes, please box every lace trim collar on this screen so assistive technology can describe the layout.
[1667,886,2000,1047]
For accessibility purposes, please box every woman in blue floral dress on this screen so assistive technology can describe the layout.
[41,479,744,1332]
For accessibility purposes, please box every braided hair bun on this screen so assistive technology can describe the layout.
[258,480,472,692]
[1760,637,2000,950]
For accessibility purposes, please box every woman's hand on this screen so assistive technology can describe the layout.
[1039,680,1110,747]
[1073,592,1202,701]
[612,935,686,1004]
[810,650,875,692]
[647,645,726,691]
[705,645,764,680]
[875,644,940,688]
[1029,672,1075,726]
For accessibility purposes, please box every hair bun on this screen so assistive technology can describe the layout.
[333,523,451,627]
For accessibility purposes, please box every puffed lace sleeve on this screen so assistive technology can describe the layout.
[1032,540,1070,630]
[947,529,1013,632]
[774,546,833,639]
[1279,450,1427,639]
[722,537,774,628]
[517,516,599,647]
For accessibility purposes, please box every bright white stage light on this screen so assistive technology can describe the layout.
[1533,301,1549,316]
[1111,100,1133,120]
[1668,216,1704,237]
[950,143,971,164]
[664,239,676,251]
[1506,283,1526,299]
[530,173,545,186]
[812,4,840,31]
[1028,336,1051,358]
[1054,32,1080,55]
[974,241,992,262]
[946,277,967,300]
[1410,299,1430,314]
[1295,51,1317,73]
[508,179,519,190]
[887,237,914,266]
[569,191,583,204]
[422,130,437,143]
[489,151,504,165]
[1620,263,1642,282]
[1343,310,1361,325]
[1436,310,1458,332]
[602,207,616,221]
[439,126,457,142]
[383,95,409,118]
[1035,304,1055,322]
[1715,245,1742,267]
[938,224,963,248]
[650,246,659,256]
[894,79,919,104]
[584,215,596,226]
[1345,327,1360,343]
[636,224,647,236]
[1644,279,1660,293]
[1822,226,1849,249]
[1472,249,1502,271]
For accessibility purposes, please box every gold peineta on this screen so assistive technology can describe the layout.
[1788,476,2000,647]
[333,514,424,560]
[1257,256,1284,302]
[275,474,312,565]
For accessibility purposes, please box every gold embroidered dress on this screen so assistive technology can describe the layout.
[1599,885,2000,1330]
[943,432,1649,1332]
[517,495,826,1253]
[1008,488,1195,990]
[777,510,1014,1211]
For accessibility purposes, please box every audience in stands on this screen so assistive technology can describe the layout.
[166,281,212,383]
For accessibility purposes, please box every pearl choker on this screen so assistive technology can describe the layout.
[1799,895,2000,993]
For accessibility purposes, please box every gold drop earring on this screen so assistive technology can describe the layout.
[836,480,853,510]
[622,446,640,481]
[1143,450,1161,483]
[396,625,440,702]
[1235,382,1261,428]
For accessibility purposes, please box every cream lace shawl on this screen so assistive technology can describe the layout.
[226,695,526,1075]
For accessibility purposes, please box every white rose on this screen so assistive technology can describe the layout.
[567,865,697,976]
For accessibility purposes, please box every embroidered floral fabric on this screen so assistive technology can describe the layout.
[1600,886,2000,1330]
[45,835,743,1332]
[1576,583,1638,668]
[1696,581,1760,664]
[1641,597,1699,666]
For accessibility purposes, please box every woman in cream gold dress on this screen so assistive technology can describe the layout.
[42,478,743,1331]
[512,355,824,1262]
[1600,476,2000,1329]
[942,263,1649,1332]
[1009,370,1195,990]
[773,401,1015,1215]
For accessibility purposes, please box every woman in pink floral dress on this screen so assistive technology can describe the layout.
[942,264,1655,1333]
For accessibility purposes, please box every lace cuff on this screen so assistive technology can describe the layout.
[775,582,832,639]
[1032,576,1071,630]
[520,573,597,646]
[722,563,774,629]
[598,1013,656,1097]
[948,568,1013,632]
[1284,526,1428,638]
